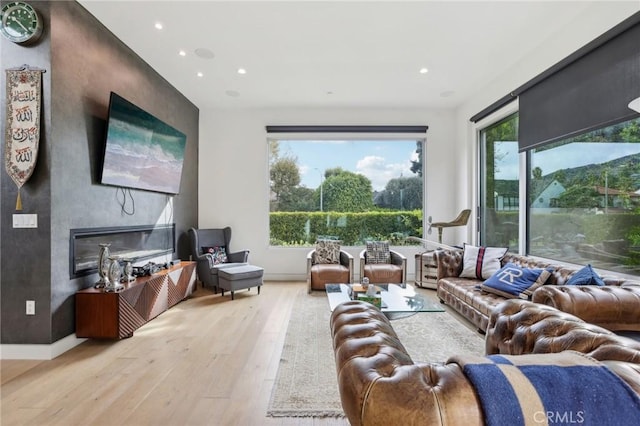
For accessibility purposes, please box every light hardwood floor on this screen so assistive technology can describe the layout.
[1,282,349,426]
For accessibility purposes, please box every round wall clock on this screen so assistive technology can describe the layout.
[0,1,43,44]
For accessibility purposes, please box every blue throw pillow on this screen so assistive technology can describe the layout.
[481,262,551,300]
[566,264,605,286]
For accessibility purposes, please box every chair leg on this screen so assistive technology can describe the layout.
[437,227,443,243]
[231,291,235,300]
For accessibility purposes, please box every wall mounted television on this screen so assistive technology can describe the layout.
[100,92,187,194]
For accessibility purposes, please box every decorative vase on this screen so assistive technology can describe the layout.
[95,243,111,288]
[104,256,124,292]
[121,259,135,283]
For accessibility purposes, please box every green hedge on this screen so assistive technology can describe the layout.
[269,210,423,246]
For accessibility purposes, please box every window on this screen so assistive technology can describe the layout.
[268,138,424,246]
[479,113,520,251]
[528,117,640,275]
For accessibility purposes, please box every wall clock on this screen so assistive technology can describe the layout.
[0,1,43,44]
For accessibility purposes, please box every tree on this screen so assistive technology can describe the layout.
[483,114,518,208]
[556,186,600,208]
[376,176,422,210]
[530,166,545,200]
[280,186,316,212]
[268,139,280,165]
[321,170,374,212]
[270,157,300,211]
[620,120,640,142]
[410,141,422,177]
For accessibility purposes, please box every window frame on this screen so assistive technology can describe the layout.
[266,133,427,248]
[473,101,522,251]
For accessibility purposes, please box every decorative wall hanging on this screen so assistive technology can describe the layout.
[4,64,45,210]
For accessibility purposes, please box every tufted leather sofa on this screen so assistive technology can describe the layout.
[330,299,640,426]
[435,249,640,332]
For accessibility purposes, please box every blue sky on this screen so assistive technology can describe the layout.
[276,140,420,191]
[495,142,640,180]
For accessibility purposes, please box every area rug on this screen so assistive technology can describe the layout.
[266,288,486,417]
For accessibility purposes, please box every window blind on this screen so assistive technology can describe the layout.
[518,14,640,151]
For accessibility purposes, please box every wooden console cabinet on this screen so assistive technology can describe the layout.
[76,261,196,339]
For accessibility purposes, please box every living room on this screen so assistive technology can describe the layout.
[2,0,640,423]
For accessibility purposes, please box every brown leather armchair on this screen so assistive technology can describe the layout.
[306,249,353,293]
[359,248,406,284]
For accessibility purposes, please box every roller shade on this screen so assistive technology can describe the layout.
[519,16,640,152]
[265,125,428,133]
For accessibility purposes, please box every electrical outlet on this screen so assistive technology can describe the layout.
[26,300,35,315]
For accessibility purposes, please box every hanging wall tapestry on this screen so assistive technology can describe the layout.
[4,65,44,210]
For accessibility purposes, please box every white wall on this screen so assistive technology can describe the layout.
[199,107,457,281]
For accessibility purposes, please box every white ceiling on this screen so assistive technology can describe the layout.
[78,1,639,111]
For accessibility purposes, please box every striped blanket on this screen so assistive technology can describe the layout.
[451,351,640,426]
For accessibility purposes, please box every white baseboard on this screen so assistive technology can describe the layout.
[0,334,87,360]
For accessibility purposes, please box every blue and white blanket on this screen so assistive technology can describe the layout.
[450,351,640,426]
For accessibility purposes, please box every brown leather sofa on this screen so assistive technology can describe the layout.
[330,299,640,426]
[435,249,640,332]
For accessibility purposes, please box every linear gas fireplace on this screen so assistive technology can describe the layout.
[70,224,175,278]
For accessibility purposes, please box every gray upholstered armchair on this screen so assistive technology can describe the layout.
[188,227,249,292]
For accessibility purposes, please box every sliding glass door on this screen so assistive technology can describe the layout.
[479,113,520,251]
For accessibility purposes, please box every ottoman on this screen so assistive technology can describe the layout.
[218,264,264,300]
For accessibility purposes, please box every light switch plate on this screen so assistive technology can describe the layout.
[12,214,37,228]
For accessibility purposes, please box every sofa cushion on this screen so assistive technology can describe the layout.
[460,245,508,280]
[566,264,605,286]
[202,246,228,265]
[315,239,341,264]
[482,263,551,300]
[365,240,390,264]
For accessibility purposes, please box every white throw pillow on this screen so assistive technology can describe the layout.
[460,244,508,280]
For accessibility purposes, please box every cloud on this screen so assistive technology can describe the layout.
[356,155,412,191]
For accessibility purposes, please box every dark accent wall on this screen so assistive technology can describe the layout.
[0,1,199,345]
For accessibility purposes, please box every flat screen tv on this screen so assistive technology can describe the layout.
[100,92,187,194]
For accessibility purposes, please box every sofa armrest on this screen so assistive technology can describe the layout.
[330,301,483,426]
[531,285,640,331]
[434,248,463,279]
[486,299,640,363]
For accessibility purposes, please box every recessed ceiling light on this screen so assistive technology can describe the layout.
[154,22,163,30]
[419,67,429,74]
[237,68,247,75]
[197,72,204,78]
[225,90,240,98]
[178,50,186,57]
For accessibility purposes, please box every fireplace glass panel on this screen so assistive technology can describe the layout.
[70,224,175,278]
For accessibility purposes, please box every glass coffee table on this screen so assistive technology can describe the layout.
[325,283,444,319]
